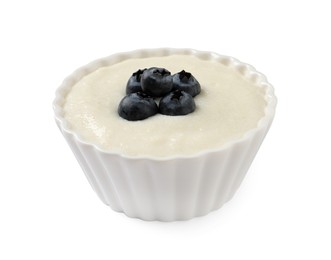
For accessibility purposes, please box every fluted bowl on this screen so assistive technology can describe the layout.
[53,48,277,221]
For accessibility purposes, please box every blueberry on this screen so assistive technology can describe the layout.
[118,92,158,121]
[126,69,146,94]
[172,70,201,97]
[141,67,173,97]
[159,89,196,116]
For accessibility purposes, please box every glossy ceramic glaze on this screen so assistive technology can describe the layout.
[53,48,277,221]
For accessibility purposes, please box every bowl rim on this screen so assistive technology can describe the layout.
[53,48,277,161]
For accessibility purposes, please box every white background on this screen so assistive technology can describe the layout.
[1,0,330,259]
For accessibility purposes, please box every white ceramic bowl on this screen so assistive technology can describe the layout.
[53,48,277,221]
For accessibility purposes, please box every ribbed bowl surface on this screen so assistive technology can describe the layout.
[53,48,277,221]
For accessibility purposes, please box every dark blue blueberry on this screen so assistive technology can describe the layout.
[172,70,201,97]
[159,89,196,116]
[141,67,173,97]
[118,92,158,121]
[126,69,146,94]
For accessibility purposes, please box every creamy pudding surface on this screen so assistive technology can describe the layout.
[63,54,266,157]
